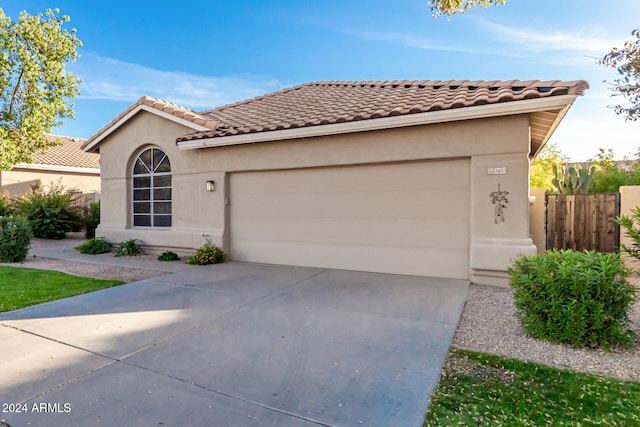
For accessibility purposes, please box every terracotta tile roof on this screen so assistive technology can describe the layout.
[29,135,100,170]
[177,79,589,142]
[83,96,218,150]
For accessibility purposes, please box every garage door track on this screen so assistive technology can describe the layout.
[0,262,468,426]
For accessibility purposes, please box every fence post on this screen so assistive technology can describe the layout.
[546,194,557,250]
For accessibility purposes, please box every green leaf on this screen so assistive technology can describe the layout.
[0,8,81,170]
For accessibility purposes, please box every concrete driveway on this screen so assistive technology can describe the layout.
[0,262,468,426]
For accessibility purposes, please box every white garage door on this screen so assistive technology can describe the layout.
[230,159,470,279]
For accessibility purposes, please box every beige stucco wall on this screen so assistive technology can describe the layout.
[96,110,536,286]
[0,169,100,197]
[469,152,537,285]
[529,187,547,253]
[619,186,640,271]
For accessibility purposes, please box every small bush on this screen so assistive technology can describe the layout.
[83,201,100,239]
[16,182,80,239]
[75,237,111,255]
[158,251,179,261]
[114,239,144,257]
[0,191,14,216]
[509,249,638,349]
[0,216,33,262]
[186,244,226,265]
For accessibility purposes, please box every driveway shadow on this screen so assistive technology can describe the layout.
[1,262,468,426]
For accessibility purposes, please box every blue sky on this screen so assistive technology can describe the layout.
[4,0,639,161]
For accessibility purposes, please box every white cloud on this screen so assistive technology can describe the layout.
[342,28,483,54]
[71,53,286,109]
[344,20,627,62]
[476,20,622,55]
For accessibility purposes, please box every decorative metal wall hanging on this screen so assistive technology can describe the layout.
[490,184,509,224]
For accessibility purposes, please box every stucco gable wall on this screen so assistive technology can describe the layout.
[99,112,199,180]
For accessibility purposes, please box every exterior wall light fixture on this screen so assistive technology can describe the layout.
[206,180,215,192]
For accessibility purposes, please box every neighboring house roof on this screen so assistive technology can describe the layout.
[17,136,100,173]
[83,79,589,155]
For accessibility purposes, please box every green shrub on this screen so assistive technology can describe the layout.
[83,201,100,239]
[615,205,640,264]
[16,182,80,239]
[186,244,226,265]
[0,191,14,216]
[114,239,144,257]
[509,249,637,349]
[0,216,33,262]
[74,237,111,255]
[158,251,179,261]
[70,214,84,233]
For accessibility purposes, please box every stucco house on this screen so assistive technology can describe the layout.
[1,136,100,196]
[83,79,588,286]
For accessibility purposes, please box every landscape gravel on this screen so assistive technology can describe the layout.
[452,283,640,382]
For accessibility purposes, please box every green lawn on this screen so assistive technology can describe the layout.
[0,266,124,312]
[425,349,640,426]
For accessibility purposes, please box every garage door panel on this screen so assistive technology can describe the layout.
[231,160,470,279]
[234,162,469,194]
[233,189,470,220]
[231,239,468,279]
[232,217,469,249]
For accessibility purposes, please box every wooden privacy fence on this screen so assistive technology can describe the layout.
[546,194,620,253]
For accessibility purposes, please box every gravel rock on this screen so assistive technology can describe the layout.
[452,283,640,382]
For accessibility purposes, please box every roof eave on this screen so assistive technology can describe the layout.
[177,95,579,150]
[12,163,100,174]
[83,104,211,153]
[529,102,575,159]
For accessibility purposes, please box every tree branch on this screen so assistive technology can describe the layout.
[7,67,24,123]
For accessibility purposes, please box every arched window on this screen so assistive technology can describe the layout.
[132,147,171,227]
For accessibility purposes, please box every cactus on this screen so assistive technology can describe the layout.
[551,164,595,194]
